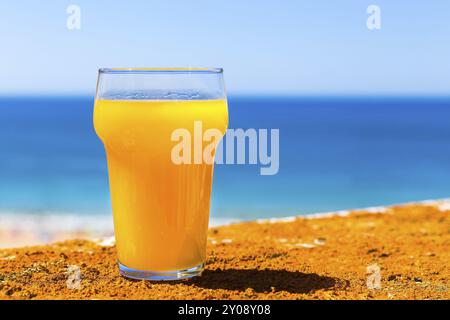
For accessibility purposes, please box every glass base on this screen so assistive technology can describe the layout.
[118,261,204,281]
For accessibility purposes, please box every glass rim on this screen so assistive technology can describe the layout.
[99,67,223,74]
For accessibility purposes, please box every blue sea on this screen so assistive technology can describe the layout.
[1,96,450,221]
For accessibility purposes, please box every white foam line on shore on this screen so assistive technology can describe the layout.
[255,216,297,224]
[0,212,238,233]
[209,218,241,227]
[92,236,115,247]
[417,198,450,211]
[255,198,450,225]
[1,198,449,234]
[0,212,114,233]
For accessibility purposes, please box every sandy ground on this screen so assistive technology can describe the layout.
[0,203,448,300]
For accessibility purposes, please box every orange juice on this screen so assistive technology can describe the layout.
[94,99,228,271]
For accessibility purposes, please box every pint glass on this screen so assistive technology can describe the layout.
[93,68,228,280]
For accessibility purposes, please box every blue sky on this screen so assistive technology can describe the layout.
[0,1,449,95]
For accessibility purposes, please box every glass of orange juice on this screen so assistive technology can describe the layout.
[93,68,228,280]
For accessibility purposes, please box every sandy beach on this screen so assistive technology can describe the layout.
[0,202,448,300]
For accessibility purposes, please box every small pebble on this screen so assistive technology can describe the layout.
[0,255,16,261]
[314,238,326,245]
[295,243,315,249]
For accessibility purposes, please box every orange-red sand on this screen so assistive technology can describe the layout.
[0,204,448,300]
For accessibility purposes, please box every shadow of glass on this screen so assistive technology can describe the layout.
[191,269,338,294]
